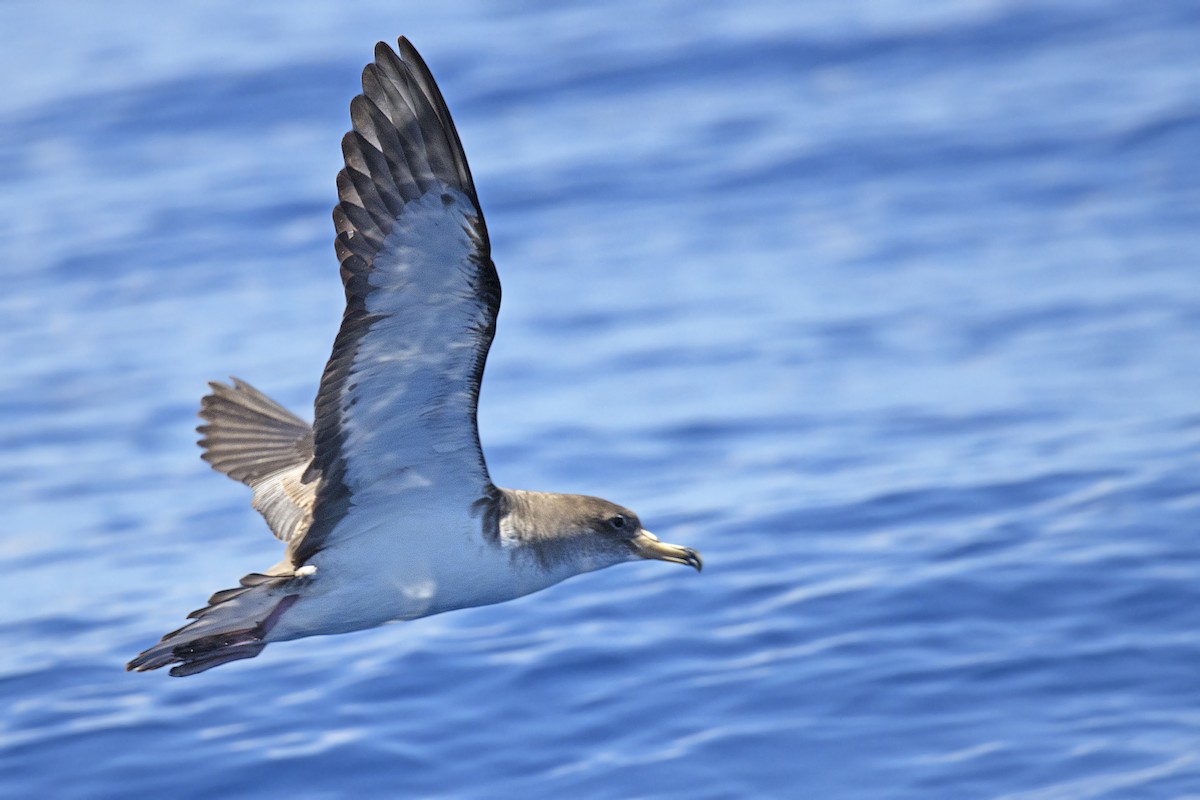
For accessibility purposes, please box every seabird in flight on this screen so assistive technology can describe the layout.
[127,38,701,677]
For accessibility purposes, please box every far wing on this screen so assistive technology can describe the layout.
[291,38,500,566]
[198,378,317,545]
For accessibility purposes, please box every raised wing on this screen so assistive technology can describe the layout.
[197,378,317,545]
[291,38,500,566]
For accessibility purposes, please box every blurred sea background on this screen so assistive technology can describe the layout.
[3,1,1200,797]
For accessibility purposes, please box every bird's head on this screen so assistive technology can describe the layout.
[507,492,702,574]
[596,504,704,572]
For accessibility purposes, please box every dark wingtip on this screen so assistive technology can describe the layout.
[395,36,421,64]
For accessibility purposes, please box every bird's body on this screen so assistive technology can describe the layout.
[128,38,700,677]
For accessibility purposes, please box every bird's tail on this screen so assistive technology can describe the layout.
[126,572,298,677]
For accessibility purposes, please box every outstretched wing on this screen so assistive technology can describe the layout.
[291,38,500,566]
[197,378,317,545]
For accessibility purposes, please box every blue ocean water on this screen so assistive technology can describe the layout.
[3,0,1200,796]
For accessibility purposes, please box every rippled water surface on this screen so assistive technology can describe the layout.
[3,1,1200,797]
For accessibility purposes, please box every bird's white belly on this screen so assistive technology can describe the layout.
[264,507,565,642]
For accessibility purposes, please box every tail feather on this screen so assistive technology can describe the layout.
[168,644,267,677]
[197,586,252,611]
[127,578,299,677]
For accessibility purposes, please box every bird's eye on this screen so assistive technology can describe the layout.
[608,515,627,530]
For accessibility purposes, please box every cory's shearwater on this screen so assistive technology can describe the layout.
[127,38,702,677]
